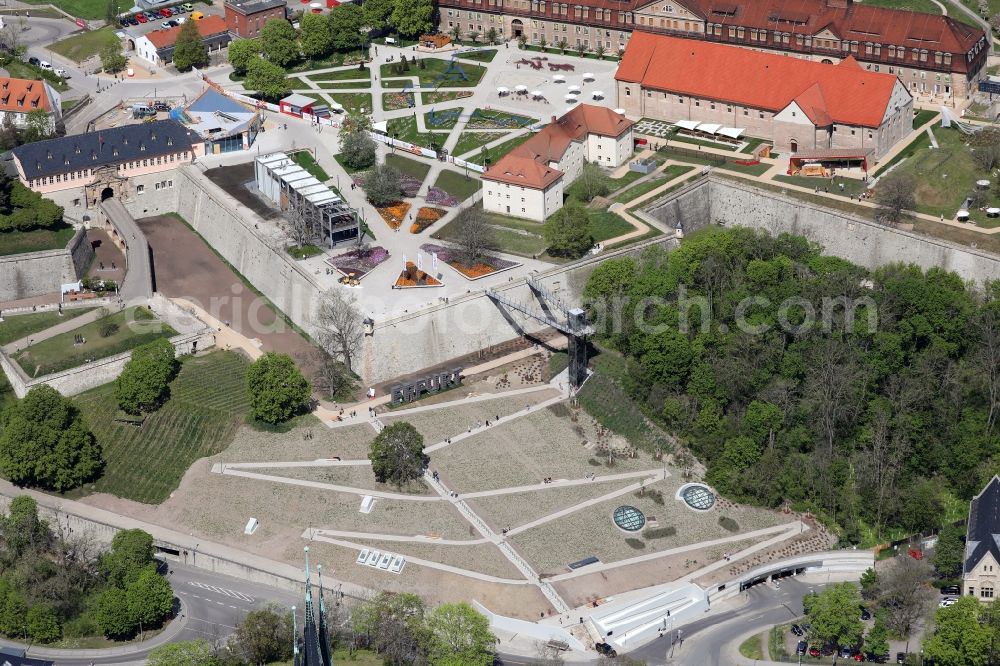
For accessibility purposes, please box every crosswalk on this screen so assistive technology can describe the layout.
[186,581,255,603]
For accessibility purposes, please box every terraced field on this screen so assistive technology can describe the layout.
[74,351,250,504]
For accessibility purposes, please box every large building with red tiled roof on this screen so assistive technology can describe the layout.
[616,32,913,159]
[438,0,986,99]
[134,15,232,68]
[481,104,634,220]
[0,77,61,132]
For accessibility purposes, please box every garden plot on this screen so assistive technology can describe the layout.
[254,464,434,496]
[380,389,559,444]
[218,423,375,462]
[313,536,522,580]
[429,404,653,492]
[469,479,644,531]
[509,479,790,572]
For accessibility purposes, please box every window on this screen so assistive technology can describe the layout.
[678,96,684,102]
[137,184,145,194]
[155,182,161,190]
[983,587,995,599]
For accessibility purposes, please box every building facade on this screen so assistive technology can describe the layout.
[224,0,287,38]
[438,0,986,99]
[482,104,633,221]
[617,33,913,160]
[965,477,1000,602]
[11,120,202,217]
[0,78,61,132]
[134,15,232,67]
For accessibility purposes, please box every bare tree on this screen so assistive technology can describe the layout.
[875,173,916,226]
[534,641,566,665]
[974,288,1000,435]
[310,349,356,401]
[971,127,1000,172]
[575,161,611,202]
[878,555,934,645]
[857,404,908,539]
[316,289,364,373]
[286,191,321,250]
[454,207,496,266]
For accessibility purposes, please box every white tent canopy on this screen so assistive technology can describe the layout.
[553,75,566,82]
[565,95,577,103]
[717,127,745,139]
[568,84,581,92]
[583,72,595,80]
[515,84,528,92]
[696,123,722,135]
[591,90,605,99]
[674,120,700,131]
[531,90,543,97]
[614,108,626,115]
[497,86,509,93]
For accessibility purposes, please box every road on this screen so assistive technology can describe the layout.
[1,561,301,666]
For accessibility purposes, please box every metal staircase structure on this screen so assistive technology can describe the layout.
[486,276,592,388]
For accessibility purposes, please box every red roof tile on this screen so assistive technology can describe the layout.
[145,15,228,49]
[617,32,904,128]
[0,78,52,114]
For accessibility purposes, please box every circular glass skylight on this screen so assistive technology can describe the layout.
[680,484,716,511]
[613,505,646,532]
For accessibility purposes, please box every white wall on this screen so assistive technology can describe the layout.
[483,178,560,221]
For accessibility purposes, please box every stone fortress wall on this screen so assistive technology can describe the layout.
[0,227,93,303]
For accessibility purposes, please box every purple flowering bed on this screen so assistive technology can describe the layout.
[419,244,519,280]
[399,175,422,197]
[426,187,460,207]
[327,245,390,280]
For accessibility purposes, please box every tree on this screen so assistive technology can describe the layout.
[228,37,262,75]
[878,555,934,640]
[227,605,294,666]
[299,12,333,59]
[95,586,133,638]
[863,616,889,659]
[934,524,966,580]
[0,385,102,492]
[556,38,568,54]
[105,0,120,26]
[244,57,290,101]
[451,24,463,43]
[362,163,403,207]
[148,640,220,666]
[575,43,588,57]
[860,567,880,602]
[172,20,209,72]
[923,596,994,666]
[114,338,178,415]
[802,582,864,651]
[261,18,299,68]
[102,529,155,589]
[390,0,434,37]
[309,350,356,401]
[595,44,607,59]
[970,127,1000,173]
[363,0,394,30]
[369,422,428,488]
[468,30,480,44]
[340,123,377,170]
[486,27,498,44]
[352,592,426,664]
[328,3,367,51]
[127,567,174,633]
[100,43,127,74]
[451,206,496,266]
[574,162,611,202]
[517,34,527,49]
[538,35,547,51]
[0,496,49,566]
[21,108,51,144]
[876,172,916,226]
[424,603,496,666]
[25,605,60,643]
[316,288,364,373]
[544,201,594,258]
[245,352,311,424]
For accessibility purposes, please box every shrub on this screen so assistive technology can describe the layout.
[642,526,676,539]
[719,516,739,532]
[99,321,119,338]
[625,538,646,549]
[587,458,602,466]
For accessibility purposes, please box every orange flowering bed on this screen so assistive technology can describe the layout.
[410,207,446,234]
[450,262,496,278]
[394,261,442,288]
[376,202,411,230]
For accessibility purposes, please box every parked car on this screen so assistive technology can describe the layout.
[119,17,130,26]
[159,7,172,17]
[27,56,39,66]
[144,11,157,20]
[127,15,139,24]
[796,641,808,656]
[940,585,961,595]
[181,1,193,8]
[161,20,171,27]
[135,12,147,22]
[54,68,68,78]
[595,643,617,658]
[840,646,855,659]
[191,10,204,19]
[175,16,186,23]
[152,102,171,112]
[38,61,52,71]
[860,606,872,621]
[790,624,804,637]
[897,653,908,664]
[939,596,958,608]
[809,645,821,658]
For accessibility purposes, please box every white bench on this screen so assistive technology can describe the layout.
[359,495,375,514]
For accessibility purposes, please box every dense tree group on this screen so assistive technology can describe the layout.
[583,226,1000,541]
[114,338,179,415]
[172,19,209,72]
[94,529,174,638]
[245,352,312,424]
[0,176,64,232]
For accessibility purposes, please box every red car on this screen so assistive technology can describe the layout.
[159,7,172,16]
[809,646,821,658]
[135,12,147,22]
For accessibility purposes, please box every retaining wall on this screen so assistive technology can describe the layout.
[0,227,92,303]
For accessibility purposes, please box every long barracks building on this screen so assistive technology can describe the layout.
[437,0,988,98]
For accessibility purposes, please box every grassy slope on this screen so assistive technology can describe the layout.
[0,224,76,256]
[0,308,96,345]
[49,26,120,63]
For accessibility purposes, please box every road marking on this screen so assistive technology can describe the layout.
[186,581,255,603]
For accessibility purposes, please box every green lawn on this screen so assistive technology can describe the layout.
[330,92,372,115]
[287,50,367,74]
[1,58,68,91]
[887,125,982,218]
[385,153,431,181]
[0,223,76,257]
[773,174,869,199]
[423,90,473,105]
[48,26,121,63]
[0,7,63,18]
[612,165,694,204]
[18,0,105,19]
[739,136,769,155]
[13,307,177,378]
[0,308,96,346]
[451,131,510,157]
[386,115,447,150]
[432,169,481,202]
[588,209,633,243]
[73,351,250,504]
[456,49,497,63]
[381,58,486,89]
[913,108,939,129]
[858,0,942,12]
[669,130,742,151]
[433,208,548,258]
[739,635,765,660]
[466,108,536,130]
[657,146,770,176]
[304,67,371,82]
[290,150,329,182]
[465,133,534,165]
[334,153,367,174]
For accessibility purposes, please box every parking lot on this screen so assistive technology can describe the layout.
[115,0,225,39]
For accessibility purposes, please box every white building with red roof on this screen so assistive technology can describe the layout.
[616,32,913,160]
[0,77,61,132]
[134,15,232,68]
[481,104,634,221]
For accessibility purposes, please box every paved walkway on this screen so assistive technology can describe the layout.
[100,198,153,302]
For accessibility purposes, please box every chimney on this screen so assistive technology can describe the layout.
[551,115,557,123]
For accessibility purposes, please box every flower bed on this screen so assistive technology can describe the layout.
[327,245,390,280]
[410,207,446,234]
[426,187,460,207]
[467,109,535,130]
[419,243,520,280]
[394,261,442,288]
[399,175,423,198]
[376,202,411,230]
[384,92,415,111]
